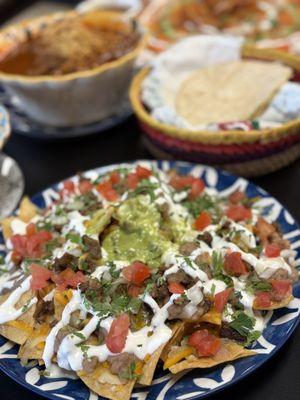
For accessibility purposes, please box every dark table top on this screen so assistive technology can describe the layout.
[2,115,300,400]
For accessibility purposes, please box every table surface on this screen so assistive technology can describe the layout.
[1,0,300,398]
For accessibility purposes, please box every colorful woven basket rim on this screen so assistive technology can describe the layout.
[144,137,300,178]
[141,122,300,155]
[130,44,300,146]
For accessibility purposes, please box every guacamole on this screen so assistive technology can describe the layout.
[102,195,182,268]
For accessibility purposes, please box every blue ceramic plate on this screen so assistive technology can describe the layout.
[0,160,299,400]
[0,87,131,140]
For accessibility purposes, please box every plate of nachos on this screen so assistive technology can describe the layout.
[0,160,299,400]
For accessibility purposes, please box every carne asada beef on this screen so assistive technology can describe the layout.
[107,352,138,379]
[52,252,78,273]
[34,299,55,324]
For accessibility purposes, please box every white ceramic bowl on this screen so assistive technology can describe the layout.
[0,11,145,127]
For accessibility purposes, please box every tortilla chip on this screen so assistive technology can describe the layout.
[18,324,50,361]
[78,364,135,400]
[139,345,164,385]
[168,339,255,374]
[18,197,39,222]
[160,322,185,362]
[0,290,36,345]
[254,294,293,310]
[176,60,292,125]
[198,308,222,326]
[1,197,39,239]
[54,289,73,320]
[1,217,14,240]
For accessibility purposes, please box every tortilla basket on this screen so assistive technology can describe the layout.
[129,45,300,177]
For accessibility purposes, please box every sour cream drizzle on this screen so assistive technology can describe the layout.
[43,290,82,369]
[45,289,180,372]
[0,276,37,324]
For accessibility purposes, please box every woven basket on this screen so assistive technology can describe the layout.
[130,44,300,176]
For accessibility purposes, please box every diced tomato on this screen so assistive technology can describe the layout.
[135,165,152,179]
[10,234,27,259]
[109,171,120,185]
[30,264,52,290]
[26,223,36,237]
[271,280,291,301]
[59,180,75,198]
[189,179,205,200]
[224,252,248,276]
[226,204,252,221]
[265,243,281,258]
[229,191,245,204]
[11,228,52,261]
[122,261,151,285]
[214,288,233,312]
[168,281,185,294]
[26,231,52,258]
[194,211,212,231]
[169,173,195,190]
[63,180,75,192]
[254,291,271,308]
[106,314,130,353]
[125,166,152,190]
[126,173,139,190]
[52,267,86,291]
[97,181,119,201]
[188,329,221,357]
[128,285,142,297]
[11,250,23,265]
[78,180,93,194]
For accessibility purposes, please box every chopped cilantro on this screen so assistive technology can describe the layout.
[182,256,195,270]
[130,179,159,201]
[212,251,223,275]
[129,297,142,314]
[94,302,112,318]
[250,244,263,256]
[36,220,52,232]
[248,281,272,293]
[229,312,255,338]
[120,361,140,380]
[76,343,89,357]
[211,251,233,287]
[247,275,272,293]
[101,279,113,296]
[211,283,216,296]
[156,275,166,286]
[66,233,82,245]
[79,260,90,272]
[108,261,120,279]
[21,301,31,313]
[73,331,86,342]
[143,282,154,296]
[111,294,131,314]
[182,193,220,218]
[55,207,65,216]
[45,238,61,254]
[246,330,261,346]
